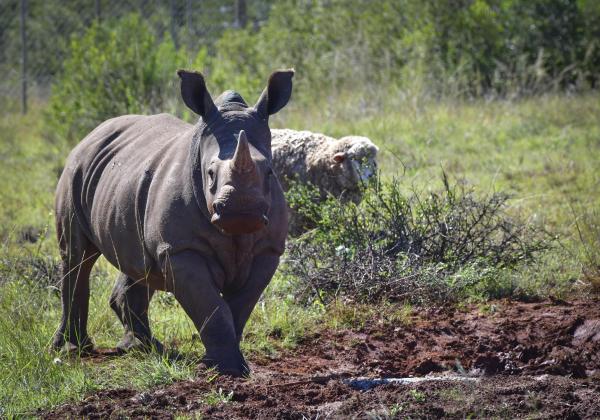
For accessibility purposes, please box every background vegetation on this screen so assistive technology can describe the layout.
[0,0,599,416]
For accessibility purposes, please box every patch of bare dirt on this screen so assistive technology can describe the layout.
[41,299,600,419]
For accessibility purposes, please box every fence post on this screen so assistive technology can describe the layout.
[186,0,194,50]
[186,0,192,32]
[95,0,101,23]
[170,0,179,48]
[20,0,27,114]
[235,0,247,29]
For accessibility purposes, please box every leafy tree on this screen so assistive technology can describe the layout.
[46,14,187,143]
[210,0,600,98]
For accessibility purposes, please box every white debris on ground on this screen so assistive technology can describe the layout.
[344,374,480,391]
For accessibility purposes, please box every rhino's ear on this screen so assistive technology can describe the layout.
[177,70,217,119]
[255,69,294,118]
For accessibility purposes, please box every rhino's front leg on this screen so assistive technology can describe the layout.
[166,250,247,376]
[224,254,280,343]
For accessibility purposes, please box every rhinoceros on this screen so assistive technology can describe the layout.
[52,69,294,376]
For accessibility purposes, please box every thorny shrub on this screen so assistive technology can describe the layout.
[284,174,553,305]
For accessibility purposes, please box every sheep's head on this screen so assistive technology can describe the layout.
[328,136,379,196]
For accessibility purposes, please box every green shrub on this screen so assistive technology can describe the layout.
[207,28,265,101]
[32,0,600,132]
[207,0,600,101]
[284,175,553,304]
[45,14,188,144]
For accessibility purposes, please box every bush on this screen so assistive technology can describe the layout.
[207,0,600,101]
[36,1,600,133]
[45,14,188,144]
[284,175,553,305]
[207,28,266,101]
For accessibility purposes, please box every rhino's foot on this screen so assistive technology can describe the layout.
[51,334,95,356]
[201,350,250,377]
[116,332,165,354]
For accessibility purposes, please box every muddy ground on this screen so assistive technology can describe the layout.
[42,299,600,419]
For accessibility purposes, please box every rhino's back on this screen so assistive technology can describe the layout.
[57,113,194,277]
[67,113,191,170]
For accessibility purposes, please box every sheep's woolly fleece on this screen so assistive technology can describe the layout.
[271,128,379,202]
[271,128,379,235]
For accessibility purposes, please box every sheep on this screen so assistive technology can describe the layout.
[271,128,379,233]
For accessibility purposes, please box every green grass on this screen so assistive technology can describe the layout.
[276,92,600,297]
[278,93,600,229]
[0,93,599,415]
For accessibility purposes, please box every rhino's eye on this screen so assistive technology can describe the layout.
[207,168,215,186]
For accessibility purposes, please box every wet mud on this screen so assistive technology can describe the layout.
[42,299,600,419]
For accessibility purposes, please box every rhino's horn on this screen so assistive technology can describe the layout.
[231,130,254,173]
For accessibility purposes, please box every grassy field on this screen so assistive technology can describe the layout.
[0,93,599,416]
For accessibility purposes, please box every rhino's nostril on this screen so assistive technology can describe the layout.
[213,201,224,214]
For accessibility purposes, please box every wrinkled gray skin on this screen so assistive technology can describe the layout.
[52,70,294,376]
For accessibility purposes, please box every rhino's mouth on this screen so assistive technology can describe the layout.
[211,212,269,235]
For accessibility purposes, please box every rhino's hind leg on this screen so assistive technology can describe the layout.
[53,215,99,354]
[110,273,164,353]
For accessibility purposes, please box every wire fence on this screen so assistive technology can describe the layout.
[0,0,261,113]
